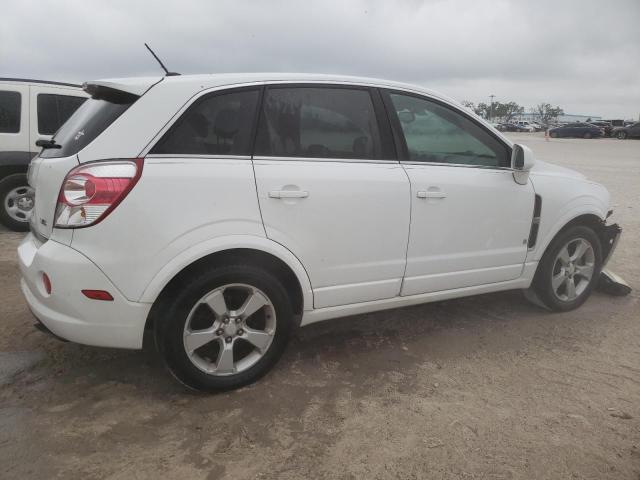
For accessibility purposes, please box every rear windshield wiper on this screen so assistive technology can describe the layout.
[35,139,62,149]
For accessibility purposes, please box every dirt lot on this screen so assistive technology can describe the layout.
[1,133,638,479]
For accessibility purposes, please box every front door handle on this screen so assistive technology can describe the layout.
[268,190,309,199]
[417,189,446,199]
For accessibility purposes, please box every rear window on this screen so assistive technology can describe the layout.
[40,88,137,159]
[0,90,21,133]
[37,94,87,135]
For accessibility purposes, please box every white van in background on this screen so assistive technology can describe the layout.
[0,79,87,231]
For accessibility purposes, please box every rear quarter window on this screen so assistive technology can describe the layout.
[0,90,21,133]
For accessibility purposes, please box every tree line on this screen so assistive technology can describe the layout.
[461,100,564,124]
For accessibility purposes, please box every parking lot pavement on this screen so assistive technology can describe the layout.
[1,133,639,479]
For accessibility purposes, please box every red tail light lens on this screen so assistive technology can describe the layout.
[54,159,143,228]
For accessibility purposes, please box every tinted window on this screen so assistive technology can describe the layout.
[255,87,382,159]
[389,93,509,167]
[152,89,260,155]
[40,90,137,159]
[37,94,86,135]
[0,90,21,133]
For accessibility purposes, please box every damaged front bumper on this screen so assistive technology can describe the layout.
[596,221,631,296]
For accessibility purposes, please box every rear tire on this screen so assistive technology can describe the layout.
[0,174,32,232]
[532,225,602,312]
[583,132,592,139]
[616,131,627,139]
[550,132,558,138]
[156,263,294,392]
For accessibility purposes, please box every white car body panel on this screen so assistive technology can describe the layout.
[254,158,410,308]
[401,164,534,296]
[18,73,615,350]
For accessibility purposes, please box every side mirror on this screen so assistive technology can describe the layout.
[511,143,535,185]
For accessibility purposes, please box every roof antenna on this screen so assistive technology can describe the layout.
[144,43,180,76]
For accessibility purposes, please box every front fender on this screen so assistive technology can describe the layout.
[139,234,314,310]
[527,197,608,262]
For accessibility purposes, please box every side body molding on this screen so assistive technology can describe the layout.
[139,234,314,309]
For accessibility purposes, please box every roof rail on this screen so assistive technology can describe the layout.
[0,77,81,88]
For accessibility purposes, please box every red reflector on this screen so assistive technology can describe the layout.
[42,273,52,294]
[81,289,114,301]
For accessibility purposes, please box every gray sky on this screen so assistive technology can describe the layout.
[2,0,639,118]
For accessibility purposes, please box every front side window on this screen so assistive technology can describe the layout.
[151,89,260,156]
[0,90,21,133]
[37,94,87,135]
[255,87,383,159]
[388,92,509,167]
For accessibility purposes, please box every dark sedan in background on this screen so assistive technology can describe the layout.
[611,122,640,139]
[548,122,603,139]
[589,121,613,137]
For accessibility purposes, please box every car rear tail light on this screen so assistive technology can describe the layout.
[54,159,143,228]
[82,289,114,301]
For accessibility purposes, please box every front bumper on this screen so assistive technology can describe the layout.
[600,222,621,266]
[18,233,150,349]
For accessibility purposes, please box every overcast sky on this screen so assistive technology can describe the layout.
[2,0,639,118]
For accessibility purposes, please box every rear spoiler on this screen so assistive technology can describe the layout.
[82,76,164,102]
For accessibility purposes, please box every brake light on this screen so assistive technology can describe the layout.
[54,159,143,228]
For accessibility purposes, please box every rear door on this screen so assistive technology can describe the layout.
[383,90,534,296]
[253,84,410,308]
[29,89,137,239]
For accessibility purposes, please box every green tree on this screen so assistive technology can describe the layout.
[493,101,524,123]
[533,103,564,124]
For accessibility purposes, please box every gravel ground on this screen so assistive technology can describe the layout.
[1,132,638,479]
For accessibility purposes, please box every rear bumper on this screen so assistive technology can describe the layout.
[18,233,150,349]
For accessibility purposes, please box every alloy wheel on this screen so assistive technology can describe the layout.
[551,238,595,302]
[183,283,276,376]
[4,186,34,223]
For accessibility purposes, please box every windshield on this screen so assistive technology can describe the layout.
[40,90,137,159]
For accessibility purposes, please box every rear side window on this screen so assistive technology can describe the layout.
[255,87,383,159]
[0,90,21,133]
[40,88,137,159]
[37,94,86,135]
[151,89,260,156]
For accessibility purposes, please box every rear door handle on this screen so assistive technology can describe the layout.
[268,190,309,199]
[417,189,446,199]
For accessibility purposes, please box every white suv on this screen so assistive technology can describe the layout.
[0,78,87,231]
[19,74,621,391]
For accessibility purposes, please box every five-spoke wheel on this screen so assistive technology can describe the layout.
[157,263,293,392]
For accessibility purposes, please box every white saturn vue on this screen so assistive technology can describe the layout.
[18,73,622,391]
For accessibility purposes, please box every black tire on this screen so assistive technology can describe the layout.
[583,132,592,139]
[616,131,627,140]
[550,132,558,138]
[0,174,32,232]
[156,263,294,392]
[532,225,602,312]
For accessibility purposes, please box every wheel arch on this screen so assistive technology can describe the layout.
[141,236,313,331]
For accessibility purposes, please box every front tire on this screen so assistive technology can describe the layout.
[0,174,33,232]
[616,131,627,140]
[532,226,602,312]
[156,263,294,392]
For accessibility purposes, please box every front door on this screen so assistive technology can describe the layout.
[383,90,535,296]
[253,85,410,308]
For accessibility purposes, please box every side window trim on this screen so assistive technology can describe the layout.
[252,83,398,163]
[380,88,513,170]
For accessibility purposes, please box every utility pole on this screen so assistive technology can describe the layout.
[489,94,495,122]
